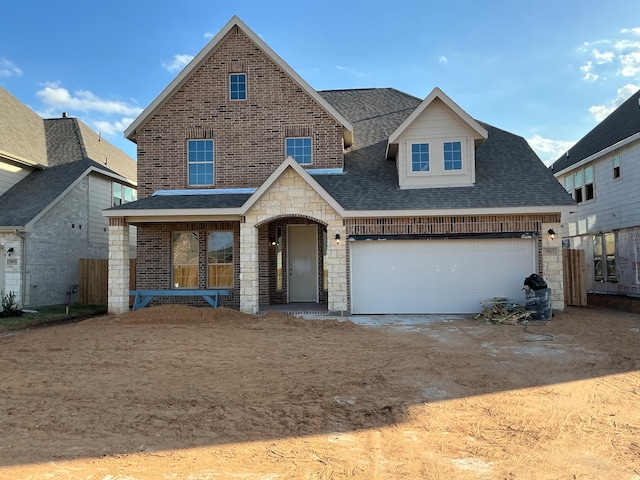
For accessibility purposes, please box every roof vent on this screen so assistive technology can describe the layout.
[62,112,68,118]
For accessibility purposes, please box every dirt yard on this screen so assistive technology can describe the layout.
[0,305,638,479]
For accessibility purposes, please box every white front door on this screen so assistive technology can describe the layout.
[288,225,318,302]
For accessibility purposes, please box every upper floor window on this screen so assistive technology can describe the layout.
[112,182,137,207]
[285,137,312,165]
[613,153,621,180]
[188,139,214,186]
[565,165,594,203]
[443,141,462,171]
[230,73,246,100]
[411,143,430,172]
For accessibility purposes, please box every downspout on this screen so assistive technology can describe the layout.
[14,229,27,307]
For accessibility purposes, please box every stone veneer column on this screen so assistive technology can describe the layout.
[239,221,259,314]
[108,218,130,315]
[541,222,564,312]
[327,223,348,313]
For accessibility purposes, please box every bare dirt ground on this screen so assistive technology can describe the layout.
[0,305,639,480]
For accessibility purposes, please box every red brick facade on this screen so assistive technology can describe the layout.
[135,28,344,199]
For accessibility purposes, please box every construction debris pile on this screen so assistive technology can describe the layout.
[474,298,533,325]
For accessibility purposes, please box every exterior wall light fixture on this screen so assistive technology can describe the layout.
[547,229,556,240]
[335,233,341,245]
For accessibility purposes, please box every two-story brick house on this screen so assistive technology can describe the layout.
[105,16,575,315]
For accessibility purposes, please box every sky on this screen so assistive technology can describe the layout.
[1,0,639,166]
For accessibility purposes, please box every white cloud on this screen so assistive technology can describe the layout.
[93,117,136,136]
[620,27,640,35]
[204,32,214,39]
[161,54,194,74]
[36,82,143,116]
[592,49,614,64]
[527,135,576,166]
[580,61,599,81]
[438,56,449,64]
[619,50,640,77]
[336,65,368,78]
[578,29,640,82]
[588,83,640,121]
[0,57,23,77]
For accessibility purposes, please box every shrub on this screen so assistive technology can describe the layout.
[0,291,22,318]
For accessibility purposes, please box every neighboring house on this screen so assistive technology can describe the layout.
[105,16,575,315]
[550,88,640,299]
[0,86,137,307]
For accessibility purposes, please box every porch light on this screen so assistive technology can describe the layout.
[547,229,556,240]
[270,237,277,246]
[335,233,341,245]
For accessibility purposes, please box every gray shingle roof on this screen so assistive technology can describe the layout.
[551,88,640,173]
[0,87,48,165]
[0,159,115,226]
[107,192,251,211]
[315,88,575,210]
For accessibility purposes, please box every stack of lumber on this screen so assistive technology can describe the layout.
[475,298,533,325]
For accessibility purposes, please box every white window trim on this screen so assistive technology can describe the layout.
[187,139,215,187]
[285,136,313,165]
[405,136,467,178]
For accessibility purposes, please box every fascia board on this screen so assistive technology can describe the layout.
[388,87,488,146]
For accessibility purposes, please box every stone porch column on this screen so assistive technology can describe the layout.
[327,223,348,313]
[108,218,130,315]
[239,222,259,314]
[542,222,564,312]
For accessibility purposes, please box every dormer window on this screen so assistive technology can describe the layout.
[444,141,462,170]
[230,73,246,100]
[411,143,430,171]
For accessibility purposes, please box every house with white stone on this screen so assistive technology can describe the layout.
[0,86,137,308]
[105,16,575,316]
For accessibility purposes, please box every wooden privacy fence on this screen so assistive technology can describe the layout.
[79,258,136,305]
[562,249,588,307]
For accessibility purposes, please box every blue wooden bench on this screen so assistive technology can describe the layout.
[129,289,229,310]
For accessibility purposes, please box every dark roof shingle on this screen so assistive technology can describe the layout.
[551,88,640,172]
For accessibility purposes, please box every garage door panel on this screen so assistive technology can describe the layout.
[350,239,536,314]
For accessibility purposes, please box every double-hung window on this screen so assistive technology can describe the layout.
[285,137,312,165]
[188,139,214,186]
[230,73,246,100]
[443,141,462,170]
[207,232,234,288]
[593,232,616,283]
[613,153,621,180]
[411,143,430,172]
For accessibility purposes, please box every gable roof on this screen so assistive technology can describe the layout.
[316,88,575,214]
[551,88,640,174]
[0,159,126,228]
[386,87,488,158]
[124,15,354,146]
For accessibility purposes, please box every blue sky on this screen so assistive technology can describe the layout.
[1,0,639,166]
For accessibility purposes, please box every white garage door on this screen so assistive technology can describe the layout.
[350,238,536,314]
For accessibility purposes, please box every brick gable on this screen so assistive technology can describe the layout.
[136,28,344,198]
